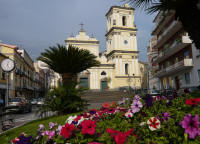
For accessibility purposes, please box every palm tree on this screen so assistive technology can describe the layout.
[38,44,100,83]
[123,0,200,49]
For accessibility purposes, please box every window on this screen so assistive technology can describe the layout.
[124,40,128,45]
[198,70,200,81]
[185,72,190,84]
[1,71,6,80]
[184,51,189,59]
[101,71,106,75]
[113,19,116,25]
[125,63,129,75]
[122,16,126,26]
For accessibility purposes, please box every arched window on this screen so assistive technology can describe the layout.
[122,16,126,26]
[101,71,106,75]
[125,63,129,75]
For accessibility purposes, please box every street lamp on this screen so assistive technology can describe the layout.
[132,73,136,94]
[127,73,135,95]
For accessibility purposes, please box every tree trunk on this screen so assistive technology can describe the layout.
[61,73,77,84]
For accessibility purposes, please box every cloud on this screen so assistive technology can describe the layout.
[0,0,155,62]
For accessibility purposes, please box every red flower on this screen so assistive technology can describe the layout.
[60,123,76,139]
[12,137,19,143]
[81,120,96,135]
[106,128,118,138]
[185,98,200,106]
[74,115,82,122]
[106,128,136,144]
[102,102,110,108]
[115,132,127,144]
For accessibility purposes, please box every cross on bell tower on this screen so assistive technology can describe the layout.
[79,22,85,32]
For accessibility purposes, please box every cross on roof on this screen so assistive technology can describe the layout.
[79,22,85,31]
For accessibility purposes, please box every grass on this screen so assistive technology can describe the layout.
[0,113,76,144]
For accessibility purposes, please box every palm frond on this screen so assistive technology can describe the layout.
[122,0,159,10]
[37,44,100,74]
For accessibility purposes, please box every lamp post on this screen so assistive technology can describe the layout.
[1,58,15,106]
[132,73,136,94]
[127,73,131,95]
[127,73,135,95]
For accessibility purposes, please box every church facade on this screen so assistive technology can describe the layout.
[65,4,147,91]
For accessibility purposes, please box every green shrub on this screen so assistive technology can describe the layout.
[38,81,87,116]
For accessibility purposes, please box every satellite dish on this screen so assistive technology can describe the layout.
[38,60,49,70]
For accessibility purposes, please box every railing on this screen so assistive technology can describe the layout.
[166,65,174,72]
[155,59,193,76]
[157,21,178,44]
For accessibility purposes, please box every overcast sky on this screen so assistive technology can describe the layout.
[0,0,156,62]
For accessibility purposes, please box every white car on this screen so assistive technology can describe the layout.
[37,99,44,105]
[149,90,160,96]
[31,99,38,105]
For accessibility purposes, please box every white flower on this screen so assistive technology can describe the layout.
[65,115,77,124]
[77,116,85,125]
[147,117,161,131]
[124,109,133,118]
[139,122,146,126]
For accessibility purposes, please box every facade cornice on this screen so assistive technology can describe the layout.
[107,50,139,57]
[105,6,134,17]
[100,64,115,67]
[105,27,137,37]
[65,40,99,44]
[115,76,141,78]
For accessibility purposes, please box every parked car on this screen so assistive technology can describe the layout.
[37,98,44,106]
[31,99,38,105]
[8,97,32,113]
[149,90,160,97]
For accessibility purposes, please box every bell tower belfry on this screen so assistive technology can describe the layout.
[105,4,140,80]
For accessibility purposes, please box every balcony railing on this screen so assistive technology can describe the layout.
[155,59,193,77]
[158,21,178,43]
[153,35,192,63]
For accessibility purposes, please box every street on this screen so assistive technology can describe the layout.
[0,105,40,134]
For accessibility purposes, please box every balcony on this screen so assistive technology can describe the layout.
[153,35,192,63]
[155,59,193,77]
[152,10,175,35]
[155,21,182,50]
[152,66,159,71]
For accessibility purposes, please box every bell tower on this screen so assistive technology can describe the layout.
[105,4,139,78]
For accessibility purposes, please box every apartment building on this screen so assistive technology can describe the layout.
[151,11,200,90]
[0,53,9,105]
[147,36,160,90]
[0,43,36,98]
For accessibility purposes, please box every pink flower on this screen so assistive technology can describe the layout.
[181,114,200,139]
[81,120,96,135]
[131,100,143,113]
[48,131,55,139]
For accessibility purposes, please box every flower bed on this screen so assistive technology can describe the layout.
[12,93,200,144]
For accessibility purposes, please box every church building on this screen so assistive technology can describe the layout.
[65,4,147,91]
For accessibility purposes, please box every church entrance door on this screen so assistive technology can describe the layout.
[80,78,89,89]
[101,81,107,91]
